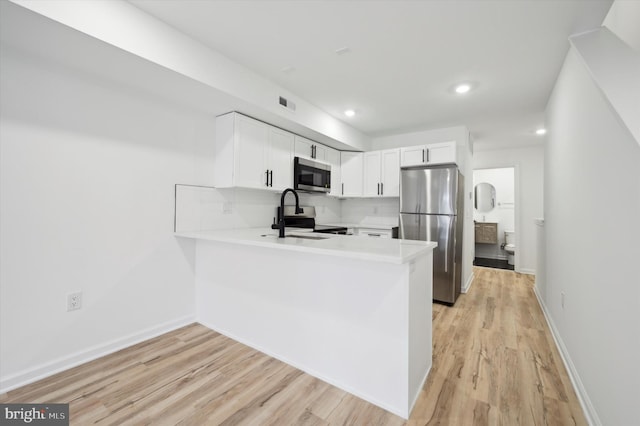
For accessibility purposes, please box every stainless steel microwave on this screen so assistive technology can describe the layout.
[294,157,331,193]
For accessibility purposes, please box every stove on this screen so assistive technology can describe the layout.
[277,206,348,235]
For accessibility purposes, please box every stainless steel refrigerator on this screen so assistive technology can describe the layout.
[399,165,464,305]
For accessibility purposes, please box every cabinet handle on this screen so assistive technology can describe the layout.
[342,183,344,195]
[422,149,425,163]
[368,233,382,237]
[381,182,384,195]
[265,170,269,187]
[426,148,430,163]
[377,183,380,195]
[269,170,273,187]
[311,145,314,158]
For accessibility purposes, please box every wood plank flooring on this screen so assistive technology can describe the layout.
[1,267,586,425]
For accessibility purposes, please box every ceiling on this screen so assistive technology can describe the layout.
[128,0,613,150]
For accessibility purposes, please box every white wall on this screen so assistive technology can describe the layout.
[472,146,543,274]
[603,0,640,52]
[544,42,640,426]
[473,168,515,260]
[0,42,201,390]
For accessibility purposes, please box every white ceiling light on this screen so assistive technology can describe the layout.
[535,128,547,135]
[344,109,355,117]
[454,84,471,94]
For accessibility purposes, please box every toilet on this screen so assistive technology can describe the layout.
[504,231,516,266]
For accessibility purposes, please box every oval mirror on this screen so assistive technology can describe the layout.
[474,183,496,212]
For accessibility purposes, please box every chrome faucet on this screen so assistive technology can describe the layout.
[277,188,303,238]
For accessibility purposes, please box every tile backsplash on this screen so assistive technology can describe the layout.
[175,185,342,232]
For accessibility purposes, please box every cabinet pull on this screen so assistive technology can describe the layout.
[377,183,380,195]
[265,170,269,187]
[368,233,381,237]
[269,170,273,187]
[381,182,384,195]
[422,149,425,163]
[342,183,344,195]
[426,148,430,163]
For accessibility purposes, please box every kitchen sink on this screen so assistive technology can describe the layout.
[260,234,329,240]
[287,234,329,240]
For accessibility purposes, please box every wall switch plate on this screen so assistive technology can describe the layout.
[67,292,82,311]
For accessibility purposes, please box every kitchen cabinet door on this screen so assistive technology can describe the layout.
[400,145,427,167]
[294,136,327,162]
[400,142,457,167]
[380,149,400,196]
[268,127,294,191]
[363,151,382,196]
[426,142,456,165]
[232,114,269,188]
[325,147,342,197]
[340,152,363,197]
[294,136,314,160]
[214,112,293,191]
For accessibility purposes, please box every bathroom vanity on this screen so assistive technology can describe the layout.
[474,222,498,244]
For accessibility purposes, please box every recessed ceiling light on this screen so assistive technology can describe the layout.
[454,84,471,94]
[344,109,355,117]
[536,128,547,135]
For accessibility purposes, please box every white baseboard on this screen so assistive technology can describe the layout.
[461,272,474,293]
[518,268,536,275]
[532,288,601,426]
[0,315,196,394]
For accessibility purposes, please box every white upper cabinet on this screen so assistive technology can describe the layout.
[363,151,381,196]
[267,127,295,191]
[363,149,400,197]
[214,112,293,191]
[340,152,363,197]
[380,149,400,196]
[295,136,328,162]
[400,141,457,167]
[325,147,342,197]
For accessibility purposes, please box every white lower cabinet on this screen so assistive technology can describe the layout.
[214,112,293,191]
[340,152,363,196]
[356,228,393,238]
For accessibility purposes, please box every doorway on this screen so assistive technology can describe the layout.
[472,167,515,271]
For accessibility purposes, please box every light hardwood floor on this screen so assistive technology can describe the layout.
[1,267,586,425]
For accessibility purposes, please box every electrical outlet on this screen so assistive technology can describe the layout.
[560,292,565,309]
[67,292,82,311]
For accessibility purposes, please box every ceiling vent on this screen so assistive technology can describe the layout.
[279,96,296,112]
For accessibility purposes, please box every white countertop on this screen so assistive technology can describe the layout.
[175,228,435,264]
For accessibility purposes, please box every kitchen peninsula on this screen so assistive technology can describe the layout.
[175,229,436,418]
